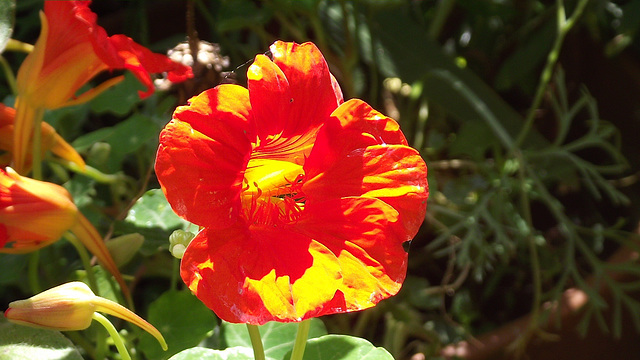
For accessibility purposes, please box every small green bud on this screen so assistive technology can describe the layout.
[169,229,195,259]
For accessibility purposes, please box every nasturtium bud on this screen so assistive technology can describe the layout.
[4,282,95,331]
[169,229,195,259]
[4,282,168,350]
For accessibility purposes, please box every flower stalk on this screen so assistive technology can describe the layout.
[246,324,265,360]
[92,313,132,360]
[290,320,311,360]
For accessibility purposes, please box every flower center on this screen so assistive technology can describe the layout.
[241,158,306,227]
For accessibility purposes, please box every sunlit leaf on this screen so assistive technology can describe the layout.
[0,0,15,53]
[287,335,395,360]
[0,318,83,360]
[168,346,276,360]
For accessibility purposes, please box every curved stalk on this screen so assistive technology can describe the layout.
[92,313,131,360]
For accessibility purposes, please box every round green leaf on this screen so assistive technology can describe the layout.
[121,189,190,255]
[168,346,275,360]
[126,189,188,231]
[0,319,83,360]
[0,0,15,53]
[89,73,145,116]
[138,290,218,360]
[222,318,327,360]
[293,335,395,360]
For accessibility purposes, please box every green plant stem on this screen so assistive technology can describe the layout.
[92,313,131,360]
[170,256,180,291]
[27,251,41,294]
[0,56,17,94]
[290,319,311,360]
[5,39,34,53]
[66,233,100,296]
[246,324,265,360]
[47,157,122,184]
[514,0,589,148]
[428,0,456,40]
[519,161,543,332]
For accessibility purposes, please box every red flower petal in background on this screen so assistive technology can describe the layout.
[17,0,193,109]
[12,0,193,174]
[156,41,428,324]
[0,168,77,251]
[0,104,85,172]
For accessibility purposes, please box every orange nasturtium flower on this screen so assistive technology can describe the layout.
[155,41,428,324]
[13,0,193,174]
[0,103,84,170]
[0,168,129,298]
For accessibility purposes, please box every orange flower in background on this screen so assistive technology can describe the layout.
[13,0,193,174]
[0,168,129,298]
[16,0,192,109]
[0,104,84,171]
[0,168,76,251]
[155,41,428,324]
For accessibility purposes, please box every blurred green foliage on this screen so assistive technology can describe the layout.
[2,0,640,359]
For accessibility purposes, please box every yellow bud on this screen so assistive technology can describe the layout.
[4,282,168,350]
[4,282,96,331]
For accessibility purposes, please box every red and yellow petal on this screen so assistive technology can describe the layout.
[296,198,409,308]
[181,224,342,324]
[303,99,428,237]
[247,41,342,165]
[181,196,408,324]
[108,35,193,98]
[155,86,253,228]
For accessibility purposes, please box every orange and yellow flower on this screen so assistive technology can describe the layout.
[155,41,428,324]
[16,0,192,109]
[0,103,84,171]
[0,168,129,298]
[13,0,193,174]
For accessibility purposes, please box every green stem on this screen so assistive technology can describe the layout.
[427,0,456,40]
[514,0,589,148]
[170,256,180,291]
[518,158,542,326]
[0,56,17,95]
[47,157,122,184]
[92,313,131,360]
[290,320,311,360]
[246,324,265,360]
[27,251,41,294]
[66,233,100,296]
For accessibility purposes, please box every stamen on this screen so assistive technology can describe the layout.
[242,173,306,227]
